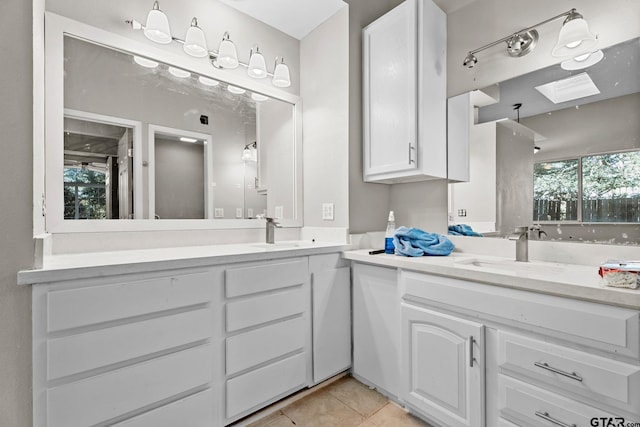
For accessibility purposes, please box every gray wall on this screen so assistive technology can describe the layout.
[0,0,34,425]
[154,138,205,219]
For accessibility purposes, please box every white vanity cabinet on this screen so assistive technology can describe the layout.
[401,303,484,427]
[32,268,219,427]
[28,248,351,427]
[352,263,401,399]
[222,257,311,422]
[362,0,447,183]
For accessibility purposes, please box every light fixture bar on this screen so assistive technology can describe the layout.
[467,9,577,56]
[125,19,277,77]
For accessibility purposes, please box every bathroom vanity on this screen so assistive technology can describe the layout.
[19,243,351,427]
[344,249,640,427]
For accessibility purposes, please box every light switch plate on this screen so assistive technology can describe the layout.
[236,208,242,218]
[275,206,283,219]
[322,203,335,221]
[214,208,224,218]
[247,208,254,218]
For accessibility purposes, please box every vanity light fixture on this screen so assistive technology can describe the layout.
[183,18,208,58]
[251,93,269,102]
[133,55,159,68]
[168,67,191,78]
[126,2,293,87]
[143,1,172,44]
[227,85,246,95]
[462,8,597,68]
[242,141,257,161]
[198,76,220,86]
[534,146,541,154]
[180,137,199,143]
[247,46,268,79]
[561,49,604,70]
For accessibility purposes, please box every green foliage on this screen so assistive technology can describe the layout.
[582,151,640,199]
[63,167,107,220]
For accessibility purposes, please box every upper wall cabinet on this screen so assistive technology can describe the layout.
[362,0,446,184]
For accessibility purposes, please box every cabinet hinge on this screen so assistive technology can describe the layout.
[41,194,46,217]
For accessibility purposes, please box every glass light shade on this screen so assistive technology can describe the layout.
[561,49,604,70]
[217,34,239,69]
[272,58,291,88]
[552,17,597,57]
[133,56,159,68]
[198,76,219,86]
[251,93,269,102]
[247,47,268,79]
[183,18,208,57]
[168,67,191,78]
[242,148,252,161]
[227,85,246,94]
[144,2,172,44]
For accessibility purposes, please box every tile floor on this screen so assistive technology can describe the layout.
[245,376,433,427]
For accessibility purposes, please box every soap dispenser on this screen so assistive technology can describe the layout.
[384,211,396,254]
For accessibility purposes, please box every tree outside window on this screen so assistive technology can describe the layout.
[64,167,107,220]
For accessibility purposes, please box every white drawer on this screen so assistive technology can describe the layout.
[226,287,307,332]
[498,375,628,427]
[401,270,640,360]
[47,271,212,332]
[226,317,306,376]
[225,258,308,298]
[498,331,640,416]
[48,308,212,381]
[498,418,519,427]
[226,352,307,419]
[47,344,213,427]
[113,389,214,427]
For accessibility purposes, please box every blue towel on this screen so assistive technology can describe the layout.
[448,224,483,237]
[393,226,455,257]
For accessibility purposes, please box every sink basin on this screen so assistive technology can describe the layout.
[251,242,303,249]
[454,257,565,274]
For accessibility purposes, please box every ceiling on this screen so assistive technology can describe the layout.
[218,0,476,40]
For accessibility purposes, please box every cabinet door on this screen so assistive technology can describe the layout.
[402,303,484,427]
[363,0,418,180]
[352,263,400,398]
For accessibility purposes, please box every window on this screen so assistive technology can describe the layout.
[533,151,640,223]
[63,167,107,219]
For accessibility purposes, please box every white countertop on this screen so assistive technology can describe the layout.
[343,249,640,309]
[18,241,350,285]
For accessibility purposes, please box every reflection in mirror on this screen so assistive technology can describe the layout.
[449,37,640,244]
[64,114,136,220]
[63,34,294,221]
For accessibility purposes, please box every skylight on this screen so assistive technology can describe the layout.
[535,72,600,104]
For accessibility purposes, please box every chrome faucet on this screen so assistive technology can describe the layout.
[508,226,529,262]
[265,217,281,244]
[508,225,547,262]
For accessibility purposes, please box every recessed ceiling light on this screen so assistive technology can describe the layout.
[535,72,600,104]
[198,76,219,86]
[179,137,199,143]
[168,67,191,78]
[251,93,269,102]
[227,85,246,94]
[560,50,604,71]
[133,56,159,68]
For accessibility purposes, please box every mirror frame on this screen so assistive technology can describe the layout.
[42,12,303,233]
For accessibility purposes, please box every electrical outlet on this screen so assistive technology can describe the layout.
[322,203,335,221]
[236,208,242,218]
[247,208,254,218]
[275,206,283,219]
[214,208,224,218]
[457,209,467,217]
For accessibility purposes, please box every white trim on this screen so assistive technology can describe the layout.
[41,12,303,234]
[148,124,213,220]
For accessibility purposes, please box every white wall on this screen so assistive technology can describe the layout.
[448,0,640,96]
[0,0,34,425]
[301,6,350,228]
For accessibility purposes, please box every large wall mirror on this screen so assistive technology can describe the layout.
[449,36,640,245]
[44,13,301,233]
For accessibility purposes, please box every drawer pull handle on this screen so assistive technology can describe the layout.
[469,336,476,367]
[534,362,583,382]
[535,411,576,427]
